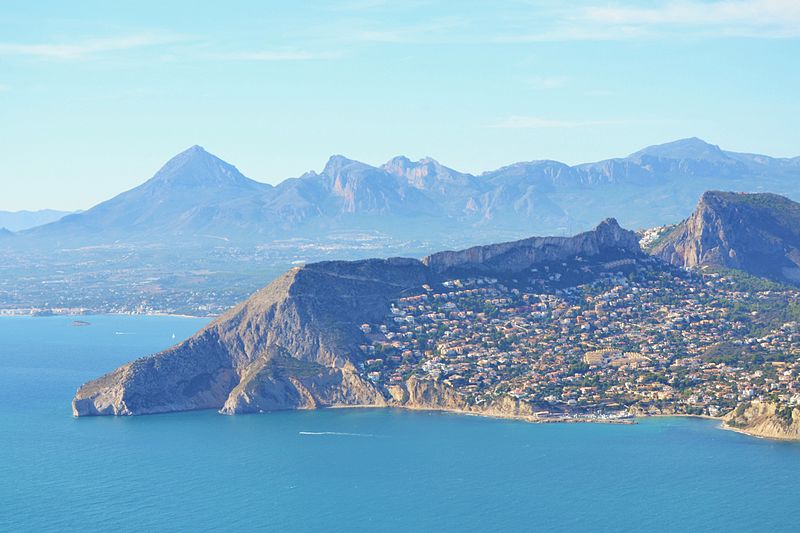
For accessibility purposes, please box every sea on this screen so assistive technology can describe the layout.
[1,315,799,532]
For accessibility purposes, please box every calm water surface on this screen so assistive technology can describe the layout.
[1,315,798,532]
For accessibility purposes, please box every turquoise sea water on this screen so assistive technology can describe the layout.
[1,315,799,532]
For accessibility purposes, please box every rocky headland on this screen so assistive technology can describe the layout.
[72,210,800,441]
[652,191,800,285]
[723,400,800,441]
[72,218,642,419]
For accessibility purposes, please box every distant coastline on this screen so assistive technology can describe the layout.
[0,310,216,319]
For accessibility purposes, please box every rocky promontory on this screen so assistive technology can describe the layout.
[651,191,800,285]
[72,219,642,417]
[723,400,800,441]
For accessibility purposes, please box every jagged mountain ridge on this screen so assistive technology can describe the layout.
[72,218,643,416]
[16,138,800,246]
[423,218,640,274]
[651,191,800,285]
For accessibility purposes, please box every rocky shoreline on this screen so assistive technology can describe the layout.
[73,373,800,441]
[721,400,800,441]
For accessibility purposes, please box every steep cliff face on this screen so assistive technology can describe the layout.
[422,218,641,274]
[652,191,800,284]
[387,377,541,419]
[73,258,430,416]
[724,401,800,440]
[73,220,642,417]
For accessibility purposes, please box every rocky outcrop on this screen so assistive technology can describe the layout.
[724,401,800,440]
[73,257,430,416]
[387,377,541,420]
[422,218,641,275]
[397,376,470,411]
[652,191,800,285]
[73,220,643,417]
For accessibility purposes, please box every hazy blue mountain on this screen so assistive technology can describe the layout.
[483,160,580,190]
[23,145,275,244]
[312,155,440,216]
[0,209,72,231]
[633,137,730,160]
[383,155,482,199]
[12,138,800,248]
[6,139,800,317]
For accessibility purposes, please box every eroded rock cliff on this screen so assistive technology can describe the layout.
[73,258,429,415]
[387,377,541,419]
[652,191,800,285]
[423,218,641,274]
[724,400,800,440]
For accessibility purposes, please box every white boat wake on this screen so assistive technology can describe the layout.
[298,431,374,437]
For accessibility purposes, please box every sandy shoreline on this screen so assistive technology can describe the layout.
[328,405,800,441]
[327,403,635,425]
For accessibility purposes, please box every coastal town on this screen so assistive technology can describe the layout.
[359,256,800,420]
[0,231,444,317]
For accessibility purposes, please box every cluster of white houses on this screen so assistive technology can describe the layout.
[358,258,800,416]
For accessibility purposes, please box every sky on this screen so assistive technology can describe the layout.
[1,0,799,211]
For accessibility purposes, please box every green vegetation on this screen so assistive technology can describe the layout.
[776,404,795,425]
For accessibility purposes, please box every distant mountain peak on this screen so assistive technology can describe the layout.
[384,155,442,168]
[382,156,475,193]
[324,154,354,165]
[385,155,412,166]
[322,154,370,178]
[183,144,207,154]
[631,137,727,161]
[146,145,259,189]
[675,136,709,145]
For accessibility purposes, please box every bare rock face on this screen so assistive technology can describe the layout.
[724,401,800,440]
[399,376,470,411]
[73,258,429,416]
[389,377,539,419]
[72,220,642,417]
[422,218,641,275]
[652,191,800,284]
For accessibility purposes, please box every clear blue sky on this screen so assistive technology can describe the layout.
[1,0,799,210]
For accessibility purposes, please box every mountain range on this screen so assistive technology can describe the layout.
[10,138,800,248]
